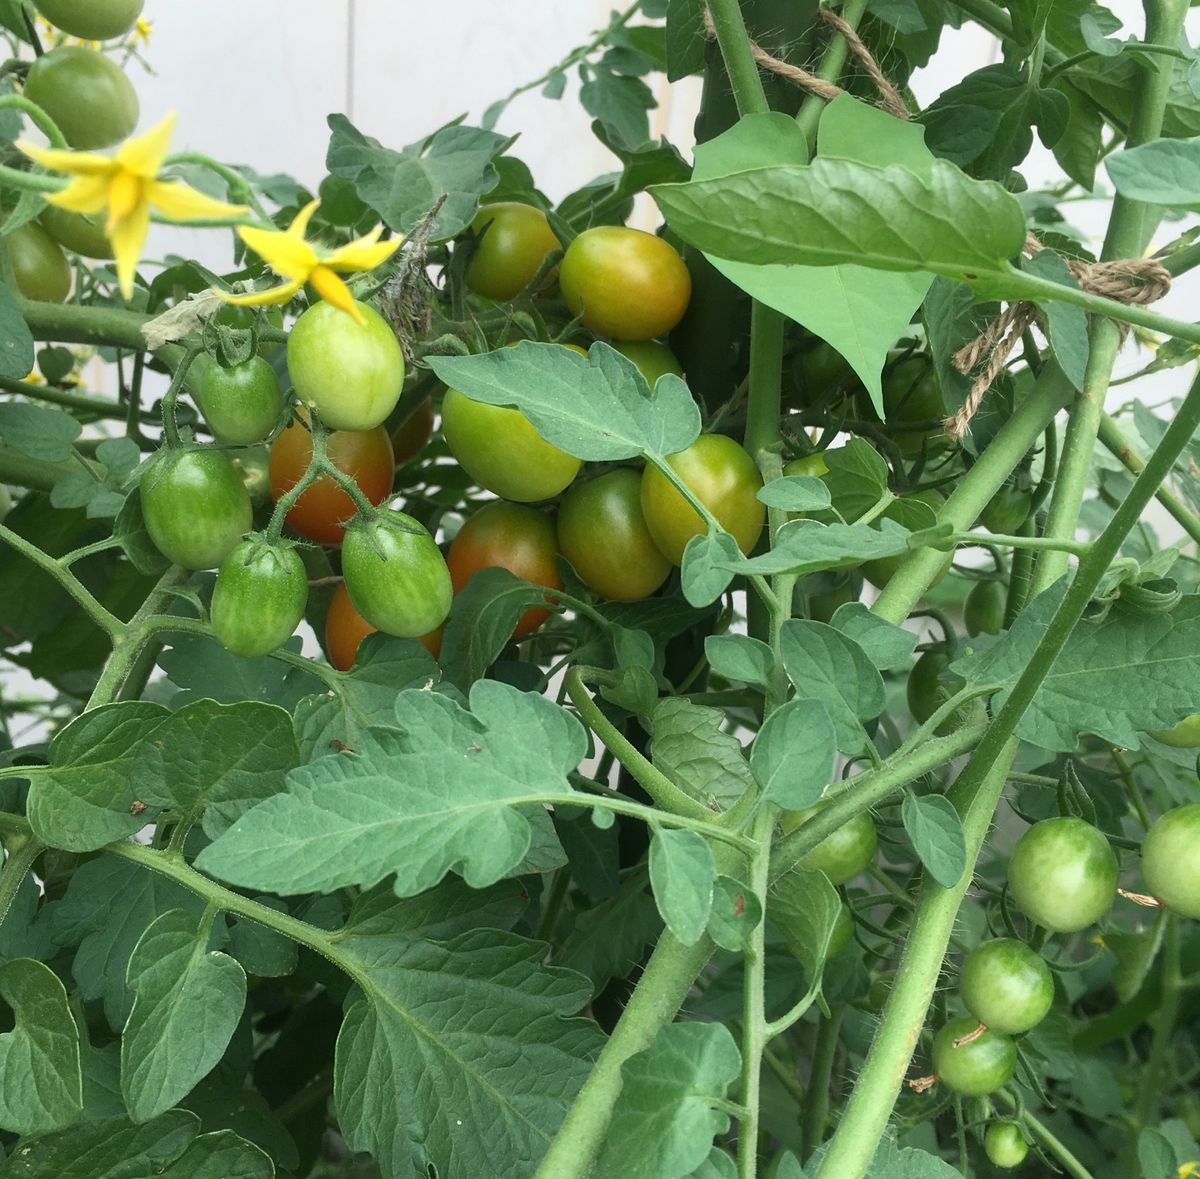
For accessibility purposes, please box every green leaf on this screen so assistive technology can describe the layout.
[429,341,701,463]
[580,67,656,149]
[1024,250,1087,390]
[710,518,913,581]
[0,280,33,378]
[706,875,763,952]
[342,875,528,944]
[679,529,741,607]
[113,491,171,576]
[821,439,890,522]
[688,99,936,414]
[158,634,320,710]
[1138,1128,1176,1179]
[757,475,832,512]
[0,958,82,1135]
[649,828,716,945]
[0,403,81,463]
[558,128,690,228]
[1106,135,1200,212]
[198,680,581,896]
[648,696,754,810]
[121,910,247,1123]
[226,899,299,978]
[768,867,842,981]
[594,1022,740,1179]
[1050,81,1105,190]
[690,1147,738,1177]
[665,0,706,79]
[1108,912,1166,1003]
[557,873,662,993]
[704,633,775,689]
[901,794,967,887]
[749,698,836,809]
[829,602,919,670]
[779,620,885,753]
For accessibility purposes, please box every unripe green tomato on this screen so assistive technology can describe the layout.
[216,303,284,357]
[801,570,860,624]
[828,901,854,956]
[6,222,71,303]
[980,483,1033,534]
[907,649,964,729]
[799,341,853,401]
[960,938,1054,1034]
[557,468,671,602]
[612,340,684,387]
[964,579,1006,637]
[342,511,452,638]
[863,970,894,1014]
[861,488,952,590]
[441,388,581,502]
[985,1121,1029,1169]
[230,446,272,506]
[35,0,143,40]
[932,1017,1017,1097]
[1149,713,1200,747]
[882,356,943,422]
[140,448,253,570]
[783,453,829,480]
[24,46,139,149]
[1008,817,1118,933]
[779,801,877,886]
[198,356,283,445]
[39,207,114,260]
[639,434,765,566]
[211,540,308,659]
[286,300,404,431]
[465,202,559,301]
[0,485,11,524]
[1141,803,1200,918]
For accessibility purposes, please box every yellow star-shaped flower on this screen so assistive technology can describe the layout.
[18,111,249,301]
[130,17,152,46]
[219,199,401,324]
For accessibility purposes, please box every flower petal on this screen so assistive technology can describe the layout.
[309,266,364,323]
[237,224,317,283]
[16,141,115,176]
[115,111,177,178]
[325,229,400,274]
[214,279,303,308]
[106,171,143,228]
[46,174,110,214]
[109,204,151,302]
[287,199,321,240]
[146,179,248,223]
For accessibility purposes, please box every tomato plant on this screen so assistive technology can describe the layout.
[211,538,308,659]
[959,938,1054,1035]
[196,356,282,445]
[1141,804,1200,918]
[1150,712,1200,747]
[465,202,559,301]
[22,44,139,148]
[779,801,877,885]
[5,221,71,303]
[964,578,1005,636]
[1007,818,1119,933]
[35,0,143,40]
[39,206,115,259]
[932,1018,1018,1097]
[985,1122,1029,1169]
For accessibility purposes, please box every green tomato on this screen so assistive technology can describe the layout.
[800,569,860,624]
[1141,804,1200,918]
[197,356,283,445]
[906,650,964,729]
[964,579,1006,637]
[341,511,452,638]
[779,801,877,886]
[882,355,944,423]
[1008,817,1118,933]
[441,387,581,503]
[35,0,143,40]
[211,539,308,659]
[783,453,829,480]
[39,207,114,260]
[465,202,559,301]
[0,485,12,523]
[980,483,1032,534]
[286,300,404,431]
[985,1122,1029,1169]
[861,489,952,590]
[829,901,854,957]
[557,468,671,602]
[1149,713,1200,747]
[960,938,1054,1035]
[932,1017,1017,1097]
[5,222,71,303]
[24,46,139,149]
[639,434,765,566]
[799,341,853,402]
[612,340,684,388]
[140,448,253,570]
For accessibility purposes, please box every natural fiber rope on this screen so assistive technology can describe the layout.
[947,234,1172,438]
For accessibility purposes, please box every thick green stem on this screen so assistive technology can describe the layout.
[800,1005,845,1160]
[794,0,871,144]
[0,375,126,418]
[706,0,771,117]
[0,447,96,491]
[20,299,150,349]
[1130,914,1182,1158]
[0,835,43,927]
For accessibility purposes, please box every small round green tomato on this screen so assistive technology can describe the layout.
[882,355,944,423]
[5,222,71,303]
[612,340,684,387]
[861,489,952,590]
[1008,817,1118,933]
[1142,804,1200,918]
[1149,713,1200,748]
[639,434,765,566]
[286,300,404,431]
[559,226,691,342]
[828,901,854,956]
[985,1121,1029,1169]
[558,468,671,602]
[197,356,283,445]
[441,388,581,503]
[341,511,452,638]
[465,202,559,302]
[39,207,114,260]
[960,938,1054,1035]
[783,453,829,480]
[907,650,965,729]
[24,46,139,149]
[139,448,253,571]
[964,579,1006,637]
[980,483,1033,534]
[803,571,861,624]
[932,1017,1017,1097]
[799,341,853,402]
[779,802,877,886]
[35,0,143,40]
[211,540,308,659]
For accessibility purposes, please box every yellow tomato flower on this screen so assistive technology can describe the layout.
[1179,1164,1200,1178]
[219,199,400,325]
[130,17,152,46]
[17,111,249,301]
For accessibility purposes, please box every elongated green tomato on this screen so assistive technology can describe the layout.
[140,448,253,570]
[342,511,452,637]
[1149,713,1200,747]
[1141,804,1200,918]
[612,340,684,387]
[557,469,671,602]
[391,397,436,465]
[198,357,283,445]
[964,579,1005,636]
[799,341,853,403]
[40,207,115,260]
[466,202,559,301]
[779,802,877,885]
[932,1017,1017,1096]
[5,222,71,303]
[980,482,1033,534]
[35,0,143,39]
[985,1122,1029,1169]
[211,540,308,659]
[906,649,965,728]
[441,388,581,502]
[861,489,952,590]
[560,226,691,341]
[960,938,1054,1034]
[882,355,944,423]
[1007,817,1118,932]
[639,434,765,566]
[286,300,404,431]
[24,46,139,149]
[802,570,860,623]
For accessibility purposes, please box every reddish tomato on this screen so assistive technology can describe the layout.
[446,501,561,639]
[465,202,560,301]
[268,414,394,545]
[325,582,442,669]
[391,397,436,465]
